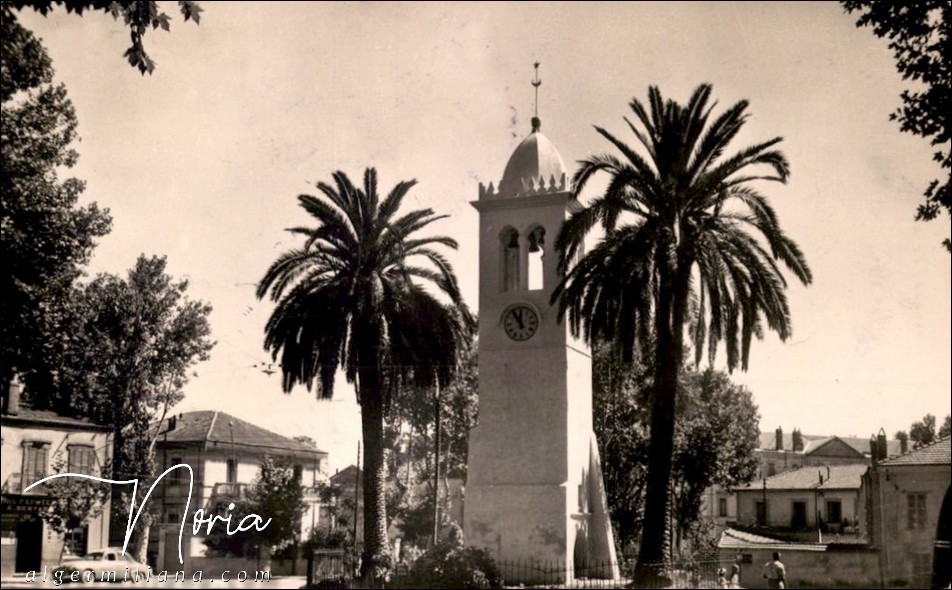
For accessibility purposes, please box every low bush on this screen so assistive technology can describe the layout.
[404,526,502,589]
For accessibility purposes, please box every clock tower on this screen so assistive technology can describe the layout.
[464,106,619,582]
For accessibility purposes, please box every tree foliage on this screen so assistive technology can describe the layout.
[1,7,112,392]
[41,255,214,477]
[909,413,938,448]
[245,457,308,552]
[205,457,308,557]
[670,369,759,550]
[593,344,760,554]
[405,525,503,590]
[554,84,809,579]
[9,0,202,74]
[38,452,111,562]
[843,1,951,251]
[25,255,214,560]
[895,429,909,448]
[257,168,474,581]
[385,341,478,548]
[592,342,651,549]
[941,414,951,439]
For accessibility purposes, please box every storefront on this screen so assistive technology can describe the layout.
[1,377,112,577]
[1,495,55,575]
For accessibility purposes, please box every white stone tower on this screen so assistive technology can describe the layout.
[464,99,619,583]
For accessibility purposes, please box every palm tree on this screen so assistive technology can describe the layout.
[257,168,472,580]
[552,84,811,580]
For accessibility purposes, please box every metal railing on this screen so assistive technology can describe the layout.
[307,555,741,589]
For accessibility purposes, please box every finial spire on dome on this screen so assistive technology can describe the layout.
[532,62,541,133]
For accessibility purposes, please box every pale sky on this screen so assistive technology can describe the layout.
[19,2,951,470]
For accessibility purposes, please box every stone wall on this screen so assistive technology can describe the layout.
[722,545,879,589]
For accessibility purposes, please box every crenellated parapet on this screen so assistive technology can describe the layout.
[479,172,568,200]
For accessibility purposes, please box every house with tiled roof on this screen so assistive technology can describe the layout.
[1,376,113,577]
[863,436,950,588]
[148,411,329,571]
[755,427,904,480]
[735,463,868,534]
[703,427,903,529]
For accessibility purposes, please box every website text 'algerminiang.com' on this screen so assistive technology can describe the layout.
[26,566,271,586]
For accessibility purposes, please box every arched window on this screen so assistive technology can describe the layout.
[501,228,520,292]
[528,226,545,291]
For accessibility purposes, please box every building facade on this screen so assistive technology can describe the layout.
[1,377,112,577]
[703,427,903,528]
[735,463,867,534]
[149,410,328,570]
[864,436,950,588]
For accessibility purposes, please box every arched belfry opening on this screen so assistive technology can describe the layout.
[501,227,520,292]
[528,225,546,291]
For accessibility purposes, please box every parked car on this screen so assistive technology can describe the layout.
[55,547,149,583]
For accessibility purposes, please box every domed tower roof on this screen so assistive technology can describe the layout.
[497,118,568,198]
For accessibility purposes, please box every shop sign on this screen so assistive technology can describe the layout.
[0,494,53,513]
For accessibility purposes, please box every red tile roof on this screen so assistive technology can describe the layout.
[879,436,950,466]
[156,410,325,457]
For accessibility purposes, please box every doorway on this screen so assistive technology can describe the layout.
[933,486,951,589]
[791,501,807,529]
[15,518,42,572]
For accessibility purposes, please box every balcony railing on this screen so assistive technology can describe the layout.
[211,482,250,499]
[210,482,324,503]
[1,472,22,494]
[1,472,48,495]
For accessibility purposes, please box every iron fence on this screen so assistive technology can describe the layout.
[308,555,743,589]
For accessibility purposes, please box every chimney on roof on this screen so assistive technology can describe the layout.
[4,372,23,416]
[869,435,879,462]
[776,427,784,451]
[793,428,804,452]
[899,433,908,455]
[168,415,177,431]
[876,428,888,460]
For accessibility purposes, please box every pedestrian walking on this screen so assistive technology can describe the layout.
[762,551,786,589]
[730,553,743,587]
[717,567,729,588]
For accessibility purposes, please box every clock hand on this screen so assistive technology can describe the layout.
[514,309,524,329]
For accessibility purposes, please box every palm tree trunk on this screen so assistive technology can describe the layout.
[635,343,677,580]
[634,266,685,583]
[357,365,392,582]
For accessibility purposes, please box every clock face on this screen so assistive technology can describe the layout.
[503,305,539,341]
